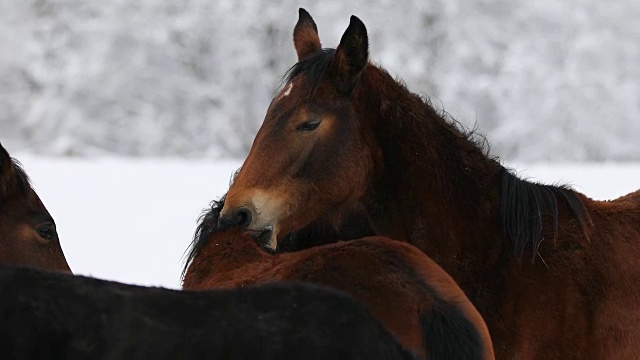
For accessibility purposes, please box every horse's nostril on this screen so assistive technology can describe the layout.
[234,208,251,228]
[218,208,252,230]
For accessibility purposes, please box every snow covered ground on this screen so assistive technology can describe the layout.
[16,156,640,289]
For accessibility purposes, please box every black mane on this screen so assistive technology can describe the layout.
[181,196,225,279]
[500,167,592,258]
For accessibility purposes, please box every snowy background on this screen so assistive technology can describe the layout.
[1,1,639,288]
[1,0,639,161]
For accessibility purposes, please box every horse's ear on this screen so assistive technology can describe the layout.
[293,8,321,61]
[0,143,15,197]
[332,15,369,94]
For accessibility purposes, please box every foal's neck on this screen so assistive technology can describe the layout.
[209,231,268,267]
[183,230,270,289]
[358,67,504,282]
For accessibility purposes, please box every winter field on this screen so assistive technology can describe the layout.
[15,155,640,289]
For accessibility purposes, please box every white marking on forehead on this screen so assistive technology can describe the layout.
[283,82,293,97]
[274,82,294,103]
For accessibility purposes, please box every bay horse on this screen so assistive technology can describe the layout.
[218,8,640,359]
[0,264,415,360]
[0,142,71,272]
[183,195,494,360]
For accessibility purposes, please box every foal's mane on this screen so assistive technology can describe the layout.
[182,196,225,279]
[281,47,592,258]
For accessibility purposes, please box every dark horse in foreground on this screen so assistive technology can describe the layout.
[0,142,71,272]
[0,264,415,360]
[184,196,494,360]
[218,9,640,359]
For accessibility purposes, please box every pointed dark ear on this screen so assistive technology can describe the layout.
[293,8,321,61]
[332,15,369,94]
[0,143,15,197]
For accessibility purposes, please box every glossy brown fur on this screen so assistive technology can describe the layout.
[0,143,71,272]
[220,9,640,359]
[183,198,494,359]
[613,189,640,204]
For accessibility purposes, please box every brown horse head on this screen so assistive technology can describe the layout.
[0,143,71,272]
[219,9,380,251]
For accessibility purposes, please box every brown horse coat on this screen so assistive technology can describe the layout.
[0,142,70,272]
[218,9,640,359]
[183,197,494,360]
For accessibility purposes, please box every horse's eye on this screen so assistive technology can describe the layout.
[37,224,57,241]
[297,121,321,132]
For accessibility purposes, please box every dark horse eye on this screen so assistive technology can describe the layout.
[296,121,321,132]
[37,224,57,241]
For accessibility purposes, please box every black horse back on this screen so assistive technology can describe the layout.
[0,265,416,360]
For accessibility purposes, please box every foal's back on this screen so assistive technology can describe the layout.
[288,236,494,360]
[184,232,494,359]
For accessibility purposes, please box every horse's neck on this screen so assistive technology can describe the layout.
[184,231,274,290]
[208,232,268,269]
[360,73,505,280]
